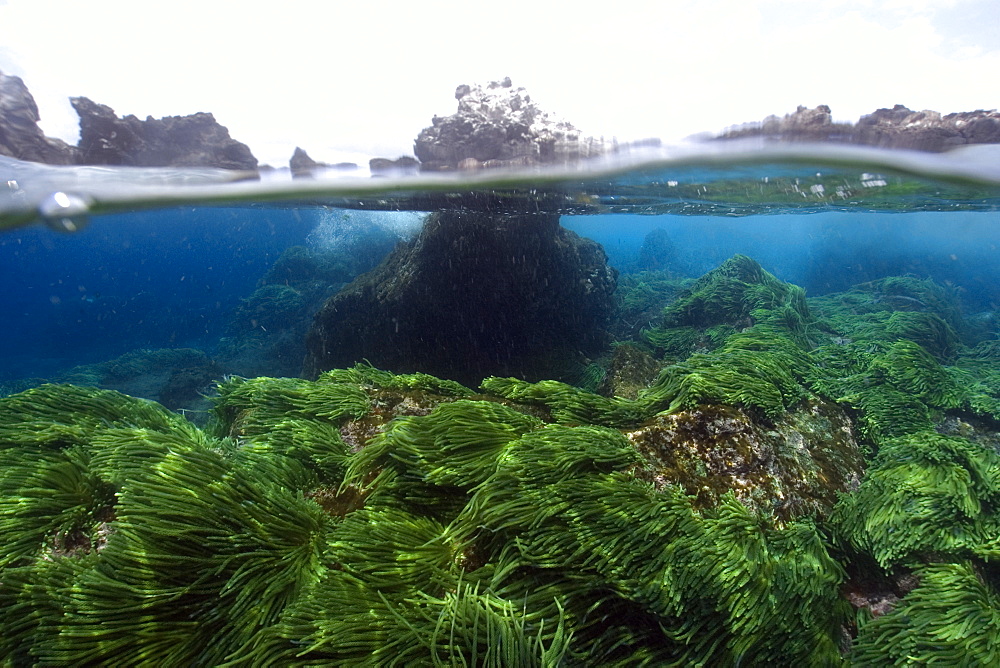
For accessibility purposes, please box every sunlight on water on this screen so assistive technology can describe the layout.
[306,209,423,253]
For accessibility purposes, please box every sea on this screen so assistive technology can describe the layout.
[3,139,1000,663]
[2,139,998,395]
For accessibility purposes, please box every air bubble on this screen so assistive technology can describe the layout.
[39,191,92,233]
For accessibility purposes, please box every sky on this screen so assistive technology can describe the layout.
[1,0,998,167]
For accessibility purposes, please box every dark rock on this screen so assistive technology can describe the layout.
[289,146,321,176]
[290,146,359,177]
[70,96,258,169]
[0,70,79,164]
[636,227,678,272]
[854,105,1000,151]
[719,103,1000,152]
[57,347,221,417]
[412,78,607,171]
[303,210,617,386]
[369,155,420,174]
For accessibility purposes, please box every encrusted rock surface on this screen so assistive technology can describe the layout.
[413,77,608,171]
[303,210,617,386]
[0,70,78,164]
[720,104,1000,152]
[627,398,864,519]
[597,343,662,399]
[71,96,258,169]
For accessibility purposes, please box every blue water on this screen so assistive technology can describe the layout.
[0,207,315,377]
[3,206,998,385]
[2,144,999,391]
[564,211,1000,308]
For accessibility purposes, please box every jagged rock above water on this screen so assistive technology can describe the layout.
[289,147,358,177]
[0,70,79,164]
[303,210,617,386]
[71,96,258,169]
[413,77,608,171]
[720,104,1000,152]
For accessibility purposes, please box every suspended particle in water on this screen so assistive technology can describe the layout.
[39,191,91,233]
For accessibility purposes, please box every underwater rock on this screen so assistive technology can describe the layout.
[303,210,617,386]
[636,227,679,272]
[720,104,1000,152]
[70,96,258,169]
[626,398,864,519]
[57,347,222,415]
[597,343,662,399]
[217,246,359,378]
[412,77,608,171]
[0,70,79,164]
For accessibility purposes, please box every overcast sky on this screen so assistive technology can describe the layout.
[1,0,998,166]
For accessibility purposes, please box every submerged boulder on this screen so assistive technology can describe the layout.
[71,96,258,169]
[303,210,617,385]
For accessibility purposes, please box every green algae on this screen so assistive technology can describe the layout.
[5,254,1000,664]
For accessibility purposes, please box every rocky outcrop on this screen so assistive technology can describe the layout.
[303,210,617,386]
[369,155,420,174]
[720,104,1000,152]
[0,70,78,164]
[289,147,358,177]
[412,77,608,171]
[627,398,864,519]
[71,96,258,169]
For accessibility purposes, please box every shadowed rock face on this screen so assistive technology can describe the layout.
[303,210,617,386]
[0,70,79,164]
[71,96,258,169]
[720,104,1000,152]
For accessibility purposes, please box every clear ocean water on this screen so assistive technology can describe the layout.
[2,141,998,392]
[4,140,1000,664]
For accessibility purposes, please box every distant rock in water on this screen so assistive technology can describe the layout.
[719,104,1000,152]
[0,70,79,164]
[369,156,420,175]
[303,210,617,386]
[412,77,608,171]
[289,147,358,177]
[637,228,678,272]
[71,96,258,169]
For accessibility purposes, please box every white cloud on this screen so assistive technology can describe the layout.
[0,0,997,166]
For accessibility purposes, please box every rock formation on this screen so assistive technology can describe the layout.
[369,155,420,174]
[71,96,258,169]
[412,77,608,171]
[289,147,358,177]
[0,70,78,164]
[303,210,617,386]
[720,104,1000,152]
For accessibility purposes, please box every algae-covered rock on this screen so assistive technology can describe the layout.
[626,398,862,519]
[304,210,617,386]
[56,347,222,414]
[7,250,1000,665]
[597,343,662,399]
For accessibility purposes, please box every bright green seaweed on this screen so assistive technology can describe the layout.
[4,253,1000,665]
